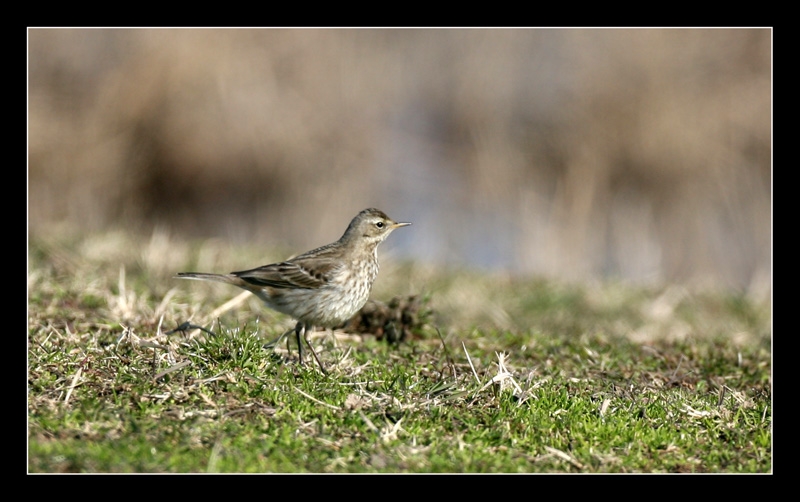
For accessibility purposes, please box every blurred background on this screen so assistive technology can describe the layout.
[28,28,771,298]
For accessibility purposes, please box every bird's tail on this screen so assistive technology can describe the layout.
[174,272,238,284]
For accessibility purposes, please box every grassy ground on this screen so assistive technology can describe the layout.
[27,231,771,473]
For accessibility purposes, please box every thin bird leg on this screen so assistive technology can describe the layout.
[294,322,305,365]
[300,323,327,374]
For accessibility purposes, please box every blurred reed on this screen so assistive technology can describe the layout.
[28,28,771,297]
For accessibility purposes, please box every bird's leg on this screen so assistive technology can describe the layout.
[301,323,327,374]
[294,322,305,365]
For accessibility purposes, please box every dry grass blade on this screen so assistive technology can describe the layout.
[544,446,585,470]
[293,386,341,411]
[463,342,480,385]
[599,398,611,418]
[153,360,192,381]
[63,367,82,406]
[210,291,251,320]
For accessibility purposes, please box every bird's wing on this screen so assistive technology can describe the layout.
[232,257,340,290]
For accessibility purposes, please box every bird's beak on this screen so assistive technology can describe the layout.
[392,221,412,229]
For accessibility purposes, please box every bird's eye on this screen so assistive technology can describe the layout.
[376,221,385,229]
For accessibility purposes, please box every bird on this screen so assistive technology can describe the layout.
[175,208,411,372]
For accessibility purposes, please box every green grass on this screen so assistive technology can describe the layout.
[27,232,771,473]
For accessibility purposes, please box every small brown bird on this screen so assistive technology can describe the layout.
[176,208,411,371]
